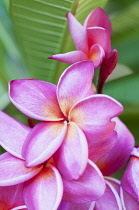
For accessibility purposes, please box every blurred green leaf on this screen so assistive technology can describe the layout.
[110,1,139,74]
[107,63,133,82]
[0,0,28,109]
[10,0,108,83]
[104,74,139,105]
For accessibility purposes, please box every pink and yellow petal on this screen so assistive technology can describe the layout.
[88,44,105,69]
[87,27,111,56]
[9,79,64,121]
[0,183,26,209]
[0,153,42,186]
[0,111,31,159]
[54,122,88,180]
[69,94,123,142]
[23,164,63,210]
[22,121,67,168]
[57,61,94,116]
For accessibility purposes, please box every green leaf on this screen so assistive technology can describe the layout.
[10,0,108,83]
[110,1,139,74]
[104,74,139,105]
[106,63,133,82]
[0,0,27,109]
[76,0,109,24]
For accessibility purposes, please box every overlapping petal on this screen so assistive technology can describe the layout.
[88,44,105,69]
[57,61,94,116]
[84,7,112,36]
[0,153,43,186]
[120,187,139,210]
[62,160,105,203]
[23,164,63,210]
[95,179,122,210]
[58,200,95,210]
[69,94,123,142]
[0,111,31,159]
[22,121,67,168]
[89,131,117,163]
[49,50,87,64]
[121,156,139,202]
[97,117,135,176]
[9,79,64,121]
[0,184,27,210]
[54,122,88,180]
[67,12,88,53]
[87,27,111,56]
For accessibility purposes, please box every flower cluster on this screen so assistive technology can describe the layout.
[0,7,138,210]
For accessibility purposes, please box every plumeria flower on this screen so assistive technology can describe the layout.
[121,146,139,203]
[9,61,123,180]
[96,117,135,175]
[58,177,123,210]
[0,111,107,207]
[49,7,112,69]
[0,184,27,210]
[0,111,63,210]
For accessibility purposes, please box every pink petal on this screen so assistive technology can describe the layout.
[0,184,26,209]
[121,156,139,202]
[105,177,121,195]
[69,94,123,142]
[49,50,87,64]
[0,111,31,159]
[54,122,88,180]
[23,164,63,210]
[58,200,95,210]
[98,49,118,94]
[88,44,105,69]
[0,153,42,186]
[67,12,88,53]
[22,121,67,168]
[84,7,112,36]
[89,131,117,163]
[62,159,105,203]
[87,27,111,56]
[95,179,122,210]
[57,61,94,117]
[9,79,64,121]
[97,117,135,176]
[120,187,139,210]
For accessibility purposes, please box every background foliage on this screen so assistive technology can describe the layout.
[0,0,139,177]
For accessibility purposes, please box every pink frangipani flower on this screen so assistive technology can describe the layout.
[0,111,107,206]
[121,146,139,202]
[0,111,63,210]
[9,61,123,180]
[49,7,112,69]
